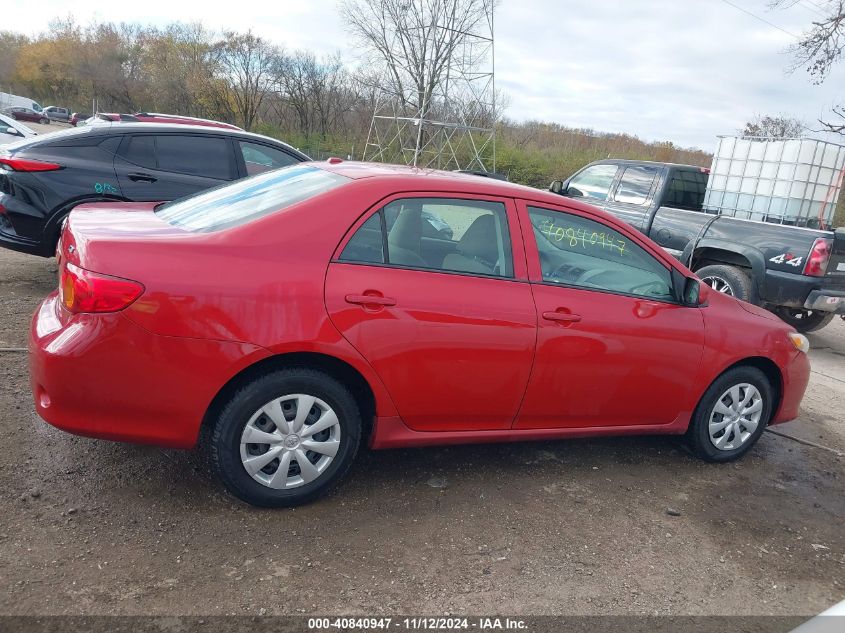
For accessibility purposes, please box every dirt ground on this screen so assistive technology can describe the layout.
[25,120,73,135]
[0,247,843,617]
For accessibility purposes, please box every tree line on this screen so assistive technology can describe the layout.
[0,20,711,170]
[0,21,378,139]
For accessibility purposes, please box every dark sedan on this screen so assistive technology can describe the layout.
[0,123,309,256]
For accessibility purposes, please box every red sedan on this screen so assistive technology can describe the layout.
[3,107,49,125]
[29,162,811,507]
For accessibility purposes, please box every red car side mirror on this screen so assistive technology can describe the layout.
[696,280,710,305]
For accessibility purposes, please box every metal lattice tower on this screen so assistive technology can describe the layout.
[363,0,496,172]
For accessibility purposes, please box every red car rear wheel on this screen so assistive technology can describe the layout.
[210,367,362,507]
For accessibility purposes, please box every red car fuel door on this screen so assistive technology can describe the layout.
[325,194,536,432]
[515,201,705,430]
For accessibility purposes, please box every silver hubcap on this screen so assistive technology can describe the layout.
[708,383,763,451]
[239,394,341,489]
[702,276,734,296]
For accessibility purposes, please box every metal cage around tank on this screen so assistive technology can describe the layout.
[703,136,845,230]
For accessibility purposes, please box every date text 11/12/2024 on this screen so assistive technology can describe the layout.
[307,617,528,630]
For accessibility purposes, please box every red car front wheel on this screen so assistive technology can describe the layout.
[687,366,773,462]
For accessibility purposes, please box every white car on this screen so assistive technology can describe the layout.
[0,113,36,146]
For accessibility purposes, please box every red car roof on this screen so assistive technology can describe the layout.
[315,160,604,215]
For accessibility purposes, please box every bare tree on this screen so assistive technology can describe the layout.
[771,0,845,133]
[820,104,845,134]
[143,23,223,119]
[216,31,279,130]
[340,0,492,115]
[311,54,356,137]
[273,52,313,136]
[742,114,806,137]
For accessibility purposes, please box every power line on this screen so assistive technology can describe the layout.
[800,0,831,14]
[718,0,801,38]
[792,0,828,19]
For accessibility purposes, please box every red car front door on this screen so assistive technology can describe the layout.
[514,200,705,430]
[325,193,536,432]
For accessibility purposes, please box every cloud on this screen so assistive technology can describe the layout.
[7,0,844,150]
[494,0,845,148]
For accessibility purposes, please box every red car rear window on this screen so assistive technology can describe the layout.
[155,164,348,232]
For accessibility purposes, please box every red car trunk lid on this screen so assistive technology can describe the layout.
[59,201,192,279]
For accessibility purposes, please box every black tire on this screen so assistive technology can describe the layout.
[40,118,50,125]
[773,307,834,333]
[694,264,758,304]
[687,366,773,462]
[210,368,361,507]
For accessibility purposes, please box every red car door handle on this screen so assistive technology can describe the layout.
[542,311,582,323]
[345,294,397,307]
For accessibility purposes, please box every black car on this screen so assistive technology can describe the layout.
[0,123,310,256]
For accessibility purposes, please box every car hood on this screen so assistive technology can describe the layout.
[703,285,785,324]
[736,298,783,323]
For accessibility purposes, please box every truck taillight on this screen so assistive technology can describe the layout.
[60,262,144,313]
[803,238,832,277]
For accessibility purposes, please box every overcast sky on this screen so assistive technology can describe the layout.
[7,0,845,150]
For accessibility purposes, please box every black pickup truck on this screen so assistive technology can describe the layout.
[550,159,845,332]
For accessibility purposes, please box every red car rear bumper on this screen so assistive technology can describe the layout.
[29,293,266,448]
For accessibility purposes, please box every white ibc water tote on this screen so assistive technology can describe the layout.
[703,136,845,229]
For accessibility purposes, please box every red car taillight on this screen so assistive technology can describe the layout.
[60,262,144,313]
[803,237,832,277]
[0,157,62,172]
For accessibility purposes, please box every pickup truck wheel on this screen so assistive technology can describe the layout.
[773,307,834,333]
[695,264,757,304]
[687,366,772,462]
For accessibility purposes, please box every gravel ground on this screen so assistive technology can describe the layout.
[0,247,843,617]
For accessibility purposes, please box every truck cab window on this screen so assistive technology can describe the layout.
[566,164,618,201]
[613,165,659,205]
[664,170,708,211]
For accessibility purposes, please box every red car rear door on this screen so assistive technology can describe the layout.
[514,199,705,430]
[325,193,536,432]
